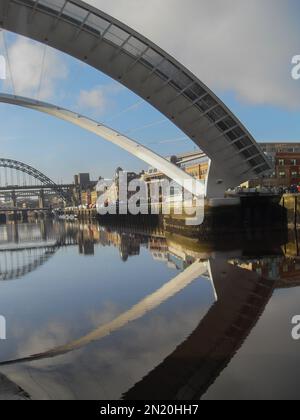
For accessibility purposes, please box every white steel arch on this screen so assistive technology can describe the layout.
[0,0,272,197]
[0,93,205,198]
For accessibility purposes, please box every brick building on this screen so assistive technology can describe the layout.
[253,143,300,188]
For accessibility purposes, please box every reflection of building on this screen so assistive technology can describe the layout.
[99,229,142,261]
[231,256,300,288]
[149,238,191,270]
[78,234,94,255]
[230,258,281,280]
[148,237,169,263]
[119,235,140,261]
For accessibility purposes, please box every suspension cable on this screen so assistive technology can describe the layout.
[36,43,47,100]
[104,100,144,124]
[147,136,189,145]
[125,119,166,135]
[2,30,16,95]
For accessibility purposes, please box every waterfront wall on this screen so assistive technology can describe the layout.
[63,195,291,240]
[164,195,286,239]
[281,194,300,228]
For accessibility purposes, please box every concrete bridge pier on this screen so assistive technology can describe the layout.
[12,211,19,222]
[21,210,28,223]
[11,191,17,208]
[39,190,45,209]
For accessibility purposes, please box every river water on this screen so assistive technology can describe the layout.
[0,219,299,400]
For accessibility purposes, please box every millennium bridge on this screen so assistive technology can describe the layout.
[0,0,272,200]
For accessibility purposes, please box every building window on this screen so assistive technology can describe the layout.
[292,172,298,177]
[291,159,297,166]
[279,172,286,178]
[278,159,285,166]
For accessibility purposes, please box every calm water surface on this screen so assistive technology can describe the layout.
[0,220,299,400]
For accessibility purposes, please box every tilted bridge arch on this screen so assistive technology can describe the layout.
[0,158,69,202]
[0,93,206,201]
[0,0,272,197]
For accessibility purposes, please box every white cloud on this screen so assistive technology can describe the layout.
[78,86,107,114]
[77,84,123,116]
[86,0,300,109]
[5,36,68,100]
[2,1,299,110]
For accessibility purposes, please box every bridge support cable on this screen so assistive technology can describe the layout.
[36,43,47,100]
[104,100,144,124]
[2,30,16,95]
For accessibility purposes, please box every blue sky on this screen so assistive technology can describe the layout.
[220,92,300,142]
[1,0,300,183]
[0,38,196,183]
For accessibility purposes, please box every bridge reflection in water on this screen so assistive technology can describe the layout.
[0,220,299,400]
